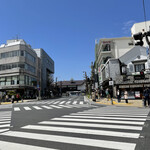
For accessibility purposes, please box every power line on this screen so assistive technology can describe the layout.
[143,0,148,31]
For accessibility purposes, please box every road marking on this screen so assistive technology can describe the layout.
[24,107,31,110]
[2,131,136,150]
[0,129,9,133]
[39,121,142,130]
[79,101,83,104]
[63,115,146,121]
[53,101,60,104]
[66,101,71,104]
[50,105,62,109]
[73,101,77,104]
[22,125,139,138]
[0,121,11,124]
[59,101,66,104]
[0,124,10,128]
[0,140,58,150]
[72,113,148,118]
[33,106,42,110]
[41,106,52,109]
[52,118,145,125]
[14,107,20,111]
[58,105,73,108]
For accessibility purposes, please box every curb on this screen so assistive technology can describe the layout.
[84,96,143,108]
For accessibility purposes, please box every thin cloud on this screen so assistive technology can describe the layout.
[122,20,135,35]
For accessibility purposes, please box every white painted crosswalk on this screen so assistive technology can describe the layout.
[0,111,11,133]
[1,106,150,150]
[13,103,92,112]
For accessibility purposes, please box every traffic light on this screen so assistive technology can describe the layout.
[140,70,145,79]
[133,32,144,46]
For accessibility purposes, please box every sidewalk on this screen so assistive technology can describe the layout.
[0,99,38,105]
[85,96,144,107]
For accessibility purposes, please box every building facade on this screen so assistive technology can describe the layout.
[0,39,54,99]
[34,48,54,97]
[0,39,38,98]
[95,37,134,86]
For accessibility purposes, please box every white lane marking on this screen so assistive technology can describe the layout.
[0,140,58,150]
[53,101,60,104]
[41,106,52,109]
[58,105,73,108]
[71,113,148,118]
[14,107,20,111]
[63,115,146,121]
[50,105,62,109]
[0,124,10,128]
[22,125,139,138]
[0,129,9,133]
[52,118,144,125]
[33,106,42,110]
[79,101,84,104]
[66,101,71,104]
[39,121,142,130]
[2,131,136,150]
[59,101,66,104]
[24,107,31,110]
[73,101,77,104]
[0,121,11,124]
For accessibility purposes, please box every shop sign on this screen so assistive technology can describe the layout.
[135,91,140,98]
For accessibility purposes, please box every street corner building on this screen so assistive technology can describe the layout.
[0,39,54,99]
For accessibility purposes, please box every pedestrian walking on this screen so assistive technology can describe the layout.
[105,88,110,101]
[11,95,15,103]
[5,95,9,102]
[117,89,121,102]
[143,88,150,107]
[109,88,113,105]
[124,90,128,103]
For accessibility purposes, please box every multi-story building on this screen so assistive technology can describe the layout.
[34,48,54,96]
[0,39,38,98]
[0,39,54,99]
[95,37,134,86]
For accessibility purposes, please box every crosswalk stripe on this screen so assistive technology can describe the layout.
[0,119,11,122]
[0,121,11,124]
[33,106,42,110]
[66,101,71,104]
[2,131,136,150]
[50,105,62,109]
[0,124,10,128]
[59,101,66,104]
[39,121,142,130]
[58,105,73,108]
[52,118,145,125]
[73,101,77,104]
[41,106,52,109]
[64,115,146,121]
[0,140,58,150]
[22,125,139,138]
[53,101,60,104]
[0,129,9,133]
[79,101,83,104]
[14,107,20,111]
[78,112,148,116]
[72,113,148,118]
[24,107,31,110]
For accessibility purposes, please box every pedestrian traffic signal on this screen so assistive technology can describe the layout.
[140,70,145,79]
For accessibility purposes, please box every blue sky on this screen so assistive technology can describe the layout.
[0,0,150,81]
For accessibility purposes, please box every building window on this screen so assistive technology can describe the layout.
[102,44,111,51]
[134,64,145,72]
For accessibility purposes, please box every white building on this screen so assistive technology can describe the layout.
[95,37,134,85]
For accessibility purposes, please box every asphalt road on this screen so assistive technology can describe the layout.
[0,96,150,150]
